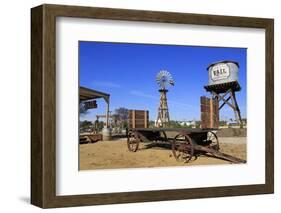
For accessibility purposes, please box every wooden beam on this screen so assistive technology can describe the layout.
[219,96,231,110]
[212,91,236,110]
[230,90,243,126]
[132,110,136,128]
[144,111,147,128]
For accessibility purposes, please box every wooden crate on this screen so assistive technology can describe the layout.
[201,96,219,129]
[128,110,149,128]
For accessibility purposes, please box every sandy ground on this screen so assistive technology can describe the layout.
[79,137,246,170]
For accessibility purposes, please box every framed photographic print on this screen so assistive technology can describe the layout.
[31,4,274,208]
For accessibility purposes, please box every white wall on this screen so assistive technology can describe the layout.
[0,0,279,212]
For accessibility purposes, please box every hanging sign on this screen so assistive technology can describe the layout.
[84,100,97,109]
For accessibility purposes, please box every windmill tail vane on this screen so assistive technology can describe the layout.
[169,79,175,86]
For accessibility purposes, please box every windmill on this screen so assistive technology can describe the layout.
[156,70,175,127]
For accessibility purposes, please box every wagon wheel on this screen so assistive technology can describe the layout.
[127,131,140,152]
[172,134,194,163]
[204,131,220,151]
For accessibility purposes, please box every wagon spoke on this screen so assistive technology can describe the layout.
[172,133,194,163]
[207,131,220,151]
[127,132,140,152]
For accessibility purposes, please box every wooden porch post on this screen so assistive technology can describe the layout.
[105,100,109,128]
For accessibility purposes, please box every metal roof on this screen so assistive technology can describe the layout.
[80,86,110,102]
[207,60,239,70]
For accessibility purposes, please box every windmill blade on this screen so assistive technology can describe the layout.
[156,70,175,89]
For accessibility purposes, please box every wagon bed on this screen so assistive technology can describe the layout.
[128,127,217,132]
[126,127,246,164]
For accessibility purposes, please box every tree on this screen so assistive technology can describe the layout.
[80,120,92,128]
[169,120,182,128]
[113,107,129,129]
[219,120,227,126]
[149,120,155,128]
[79,102,89,115]
[195,121,201,128]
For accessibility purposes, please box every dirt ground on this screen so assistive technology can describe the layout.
[79,137,246,170]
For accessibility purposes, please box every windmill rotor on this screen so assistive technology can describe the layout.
[156,70,175,90]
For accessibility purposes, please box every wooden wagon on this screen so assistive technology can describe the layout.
[127,128,246,164]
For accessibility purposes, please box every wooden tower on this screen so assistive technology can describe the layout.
[204,61,243,127]
[204,81,242,126]
[156,89,170,127]
[155,70,174,127]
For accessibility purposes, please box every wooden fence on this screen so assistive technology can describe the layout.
[128,110,149,128]
[201,96,219,129]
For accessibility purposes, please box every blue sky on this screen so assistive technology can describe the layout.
[79,41,247,122]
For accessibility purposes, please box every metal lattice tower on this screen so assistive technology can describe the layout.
[156,70,174,127]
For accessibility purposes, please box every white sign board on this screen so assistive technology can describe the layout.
[211,63,230,81]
